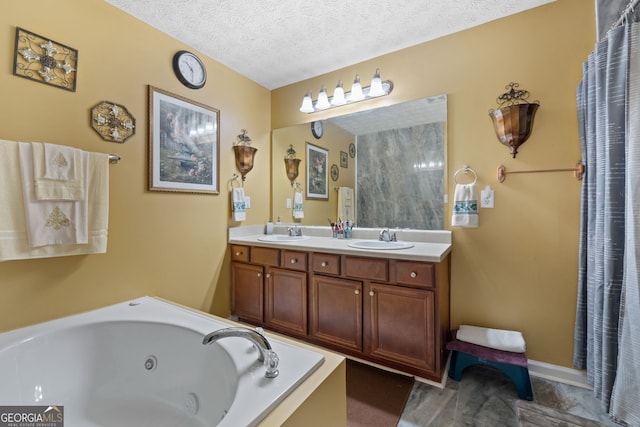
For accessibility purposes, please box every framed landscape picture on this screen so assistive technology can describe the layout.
[148,86,219,194]
[306,142,328,200]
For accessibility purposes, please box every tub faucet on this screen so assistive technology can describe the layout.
[202,327,279,378]
[379,229,397,242]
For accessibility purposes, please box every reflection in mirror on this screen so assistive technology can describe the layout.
[271,94,447,230]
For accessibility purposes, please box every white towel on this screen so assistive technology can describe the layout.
[293,190,304,219]
[232,187,246,221]
[451,183,478,228]
[456,325,526,353]
[0,139,109,261]
[33,142,85,200]
[19,142,88,247]
[337,187,354,221]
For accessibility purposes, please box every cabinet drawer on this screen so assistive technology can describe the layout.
[251,247,280,266]
[345,256,388,282]
[282,250,308,272]
[395,261,435,288]
[230,245,249,262]
[312,253,341,275]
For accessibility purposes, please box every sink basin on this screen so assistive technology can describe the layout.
[347,240,414,250]
[257,235,310,242]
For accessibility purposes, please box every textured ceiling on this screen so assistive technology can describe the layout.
[105,0,554,90]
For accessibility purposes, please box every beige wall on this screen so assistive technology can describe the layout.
[272,0,594,367]
[0,0,270,330]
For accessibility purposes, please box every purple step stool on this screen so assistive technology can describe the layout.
[446,330,533,400]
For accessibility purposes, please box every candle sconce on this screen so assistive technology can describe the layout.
[284,144,301,187]
[489,82,539,158]
[232,129,257,181]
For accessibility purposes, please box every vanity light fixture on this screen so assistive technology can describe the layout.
[299,68,393,113]
[489,82,539,158]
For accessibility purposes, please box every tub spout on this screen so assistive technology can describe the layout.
[202,327,279,378]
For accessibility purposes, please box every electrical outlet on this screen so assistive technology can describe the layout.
[286,198,292,208]
[481,186,494,208]
[245,196,251,208]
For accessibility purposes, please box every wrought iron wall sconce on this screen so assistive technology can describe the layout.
[489,82,539,158]
[232,129,257,181]
[299,68,394,114]
[284,144,301,187]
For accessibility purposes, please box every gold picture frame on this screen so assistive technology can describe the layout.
[13,27,78,92]
[148,86,220,194]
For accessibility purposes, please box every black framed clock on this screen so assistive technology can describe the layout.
[172,50,207,89]
[311,120,323,139]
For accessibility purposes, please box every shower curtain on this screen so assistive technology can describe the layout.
[574,17,640,427]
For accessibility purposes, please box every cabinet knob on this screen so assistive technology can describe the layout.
[235,251,242,256]
[369,291,375,297]
[265,273,271,278]
[354,289,360,295]
[290,258,297,264]
[257,273,262,278]
[321,261,328,267]
[410,272,417,278]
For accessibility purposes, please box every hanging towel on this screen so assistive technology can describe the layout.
[33,142,85,200]
[0,139,109,261]
[19,142,88,246]
[337,187,354,221]
[293,190,304,219]
[451,183,478,227]
[232,187,246,221]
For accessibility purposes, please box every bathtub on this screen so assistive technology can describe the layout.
[0,297,325,426]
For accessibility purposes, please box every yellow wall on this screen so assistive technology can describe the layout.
[272,0,594,367]
[0,0,270,331]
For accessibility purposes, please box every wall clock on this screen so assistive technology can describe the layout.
[173,50,207,89]
[311,121,323,139]
[330,164,339,181]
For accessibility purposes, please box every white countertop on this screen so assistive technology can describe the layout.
[229,225,452,263]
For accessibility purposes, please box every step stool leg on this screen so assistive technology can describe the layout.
[448,351,481,381]
[498,364,534,401]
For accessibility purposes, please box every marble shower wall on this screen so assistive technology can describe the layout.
[356,122,445,230]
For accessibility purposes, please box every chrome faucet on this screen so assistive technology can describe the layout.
[202,327,279,378]
[378,229,397,242]
[288,225,302,236]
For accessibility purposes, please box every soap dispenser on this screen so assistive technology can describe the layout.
[266,219,274,235]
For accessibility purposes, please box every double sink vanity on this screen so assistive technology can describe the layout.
[228,225,452,383]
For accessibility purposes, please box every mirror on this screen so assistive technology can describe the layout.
[271,94,447,230]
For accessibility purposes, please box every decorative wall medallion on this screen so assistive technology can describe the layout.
[349,143,356,158]
[13,27,78,92]
[91,101,136,143]
[330,164,339,181]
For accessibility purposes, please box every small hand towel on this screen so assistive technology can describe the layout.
[232,187,246,221]
[293,190,304,219]
[44,142,77,180]
[33,142,85,200]
[19,142,88,247]
[337,187,354,221]
[456,325,526,353]
[451,183,478,228]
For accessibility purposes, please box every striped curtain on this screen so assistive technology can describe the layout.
[574,19,640,426]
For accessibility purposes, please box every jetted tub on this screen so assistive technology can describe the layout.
[0,297,325,426]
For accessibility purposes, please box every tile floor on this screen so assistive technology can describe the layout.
[398,365,621,426]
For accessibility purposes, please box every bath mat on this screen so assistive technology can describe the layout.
[346,359,414,427]
[516,399,607,426]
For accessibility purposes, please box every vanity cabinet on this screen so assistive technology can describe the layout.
[230,243,450,382]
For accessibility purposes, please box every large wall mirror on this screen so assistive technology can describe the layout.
[271,94,447,230]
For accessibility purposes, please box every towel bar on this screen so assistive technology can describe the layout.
[497,161,584,183]
[108,154,121,163]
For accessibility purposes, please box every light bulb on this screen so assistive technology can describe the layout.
[331,81,346,106]
[368,68,385,97]
[349,75,364,102]
[299,90,314,113]
[316,85,331,110]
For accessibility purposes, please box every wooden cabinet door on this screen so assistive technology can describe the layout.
[264,267,308,337]
[231,262,264,325]
[310,275,363,352]
[365,282,436,374]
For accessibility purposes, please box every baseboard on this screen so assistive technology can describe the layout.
[527,359,591,389]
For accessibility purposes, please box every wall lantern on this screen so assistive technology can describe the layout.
[232,129,257,181]
[284,144,301,187]
[300,69,394,114]
[489,82,539,158]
